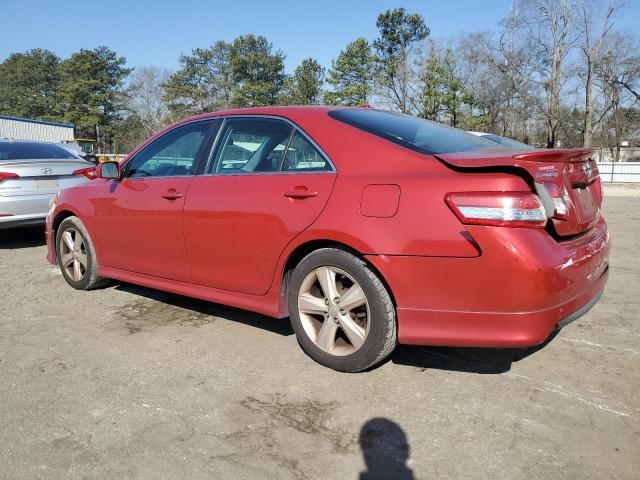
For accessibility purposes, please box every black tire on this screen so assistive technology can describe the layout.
[56,216,109,290]
[288,248,397,372]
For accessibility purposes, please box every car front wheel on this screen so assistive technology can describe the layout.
[56,216,109,290]
[288,248,397,372]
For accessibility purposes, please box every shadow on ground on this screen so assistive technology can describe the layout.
[114,282,559,372]
[113,282,295,336]
[390,329,560,374]
[0,226,46,249]
[359,418,414,480]
[1,225,559,374]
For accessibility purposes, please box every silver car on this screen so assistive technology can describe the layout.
[0,140,94,229]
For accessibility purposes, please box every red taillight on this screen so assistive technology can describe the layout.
[445,192,547,228]
[73,167,97,180]
[0,172,19,183]
[541,182,569,220]
[593,176,603,205]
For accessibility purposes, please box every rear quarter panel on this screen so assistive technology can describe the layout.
[285,113,531,257]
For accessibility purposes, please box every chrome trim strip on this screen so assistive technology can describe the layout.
[120,175,196,181]
[122,114,337,180]
[199,170,336,177]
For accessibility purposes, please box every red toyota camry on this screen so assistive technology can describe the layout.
[45,107,610,372]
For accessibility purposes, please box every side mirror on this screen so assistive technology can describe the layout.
[97,161,120,179]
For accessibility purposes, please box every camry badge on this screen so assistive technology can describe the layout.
[41,168,53,175]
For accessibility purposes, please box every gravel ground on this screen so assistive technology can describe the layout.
[0,195,638,480]
[603,183,640,197]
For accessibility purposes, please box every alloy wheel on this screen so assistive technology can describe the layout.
[59,228,88,282]
[297,266,370,356]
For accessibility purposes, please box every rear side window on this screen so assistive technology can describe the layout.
[328,109,499,155]
[0,142,77,160]
[282,132,331,171]
[212,118,292,174]
[209,117,332,174]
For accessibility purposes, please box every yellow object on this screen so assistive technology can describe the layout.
[98,155,121,164]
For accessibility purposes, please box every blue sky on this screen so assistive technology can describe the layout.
[2,0,639,73]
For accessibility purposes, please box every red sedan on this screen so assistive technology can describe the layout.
[45,107,610,372]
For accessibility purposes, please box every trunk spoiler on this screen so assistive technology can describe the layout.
[435,148,595,169]
[512,148,594,163]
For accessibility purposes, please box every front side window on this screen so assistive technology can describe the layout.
[126,121,211,178]
[212,118,292,174]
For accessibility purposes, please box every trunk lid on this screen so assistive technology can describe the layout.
[0,159,93,196]
[436,148,602,237]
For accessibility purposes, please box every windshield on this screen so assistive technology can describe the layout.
[328,108,500,155]
[481,134,533,150]
[0,142,78,160]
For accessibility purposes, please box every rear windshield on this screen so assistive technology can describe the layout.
[0,142,78,160]
[328,108,499,155]
[481,134,533,150]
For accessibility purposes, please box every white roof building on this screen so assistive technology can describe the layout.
[0,115,75,144]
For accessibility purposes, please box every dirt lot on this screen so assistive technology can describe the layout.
[0,196,638,480]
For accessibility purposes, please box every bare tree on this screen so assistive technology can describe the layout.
[497,8,540,143]
[597,33,640,104]
[595,31,640,160]
[577,0,621,147]
[516,0,578,147]
[127,66,172,134]
[453,33,506,132]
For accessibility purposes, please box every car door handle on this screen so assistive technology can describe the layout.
[161,189,183,200]
[283,188,318,199]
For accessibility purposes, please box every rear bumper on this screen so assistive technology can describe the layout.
[0,192,53,218]
[392,267,607,347]
[557,288,603,329]
[366,217,610,347]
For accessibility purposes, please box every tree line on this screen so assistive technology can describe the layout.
[0,1,638,157]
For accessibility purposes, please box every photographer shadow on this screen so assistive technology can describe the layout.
[359,418,414,480]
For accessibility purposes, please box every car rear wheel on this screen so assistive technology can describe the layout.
[56,216,109,290]
[288,248,397,372]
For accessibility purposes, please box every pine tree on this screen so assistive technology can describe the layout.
[325,38,374,106]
